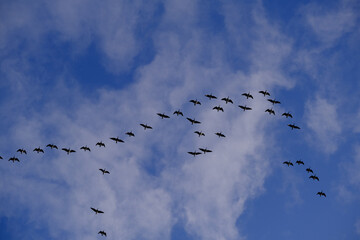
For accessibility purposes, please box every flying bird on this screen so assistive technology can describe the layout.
[90,207,104,214]
[17,149,27,154]
[140,124,153,130]
[110,137,124,143]
[242,92,253,99]
[96,141,106,147]
[215,132,226,138]
[317,191,326,197]
[267,98,281,105]
[259,90,270,96]
[173,110,183,116]
[296,160,304,165]
[186,118,201,125]
[213,105,224,112]
[288,124,300,130]
[62,148,76,155]
[0,156,3,159]
[205,94,217,100]
[80,146,91,152]
[99,168,110,175]
[33,147,44,153]
[9,156,20,162]
[265,108,275,115]
[306,167,314,173]
[189,99,201,106]
[221,97,233,104]
[239,105,252,111]
[46,144,58,149]
[126,131,135,137]
[309,175,320,181]
[157,113,170,119]
[283,161,293,166]
[282,112,293,118]
[194,131,205,137]
[98,231,107,237]
[188,151,202,156]
[199,148,212,154]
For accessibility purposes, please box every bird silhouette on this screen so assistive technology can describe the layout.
[33,147,44,153]
[199,148,212,154]
[90,207,104,214]
[173,110,184,116]
[267,98,281,105]
[188,151,202,156]
[80,146,91,152]
[17,149,27,154]
[242,92,253,99]
[9,156,20,162]
[309,175,320,181]
[62,148,76,155]
[296,160,304,165]
[259,90,270,96]
[194,131,205,137]
[0,156,3,160]
[221,96,233,104]
[282,112,293,118]
[213,105,224,112]
[46,144,58,149]
[96,141,106,147]
[205,94,217,100]
[283,161,293,166]
[99,168,110,175]
[110,137,124,143]
[288,124,300,130]
[317,191,326,197]
[265,108,275,115]
[215,132,226,138]
[306,167,313,173]
[186,118,201,125]
[98,230,107,237]
[140,124,153,130]
[157,113,170,119]
[126,131,135,137]
[239,105,252,111]
[189,99,201,106]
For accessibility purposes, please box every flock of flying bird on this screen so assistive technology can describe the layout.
[1,89,326,237]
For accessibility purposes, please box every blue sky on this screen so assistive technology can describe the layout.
[0,0,359,239]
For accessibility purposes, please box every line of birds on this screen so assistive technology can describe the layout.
[1,89,324,237]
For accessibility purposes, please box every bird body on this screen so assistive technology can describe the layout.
[296,160,304,165]
[157,113,170,119]
[33,147,44,153]
[306,168,313,173]
[194,131,205,137]
[288,124,300,130]
[205,94,217,100]
[215,132,226,138]
[199,148,212,154]
[221,97,233,104]
[259,90,270,96]
[80,146,91,152]
[242,92,253,99]
[62,148,76,155]
[126,131,135,137]
[110,137,124,143]
[46,144,58,149]
[188,151,202,156]
[265,108,275,115]
[267,98,281,105]
[283,161,293,166]
[17,148,27,154]
[317,191,326,197]
[9,156,20,162]
[239,105,252,111]
[173,110,183,116]
[189,99,201,106]
[99,168,110,175]
[309,175,320,181]
[90,207,104,214]
[98,231,107,237]
[213,105,224,112]
[140,124,153,130]
[186,118,201,125]
[282,112,293,118]
[96,141,106,147]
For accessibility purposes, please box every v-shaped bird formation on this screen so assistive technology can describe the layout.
[0,89,327,237]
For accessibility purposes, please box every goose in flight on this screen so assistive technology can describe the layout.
[98,231,107,237]
[282,112,293,118]
[110,137,124,143]
[99,168,110,175]
[215,132,226,138]
[288,124,300,130]
[33,147,44,153]
[189,99,201,106]
[194,131,205,137]
[295,160,304,165]
[17,149,27,154]
[46,144,58,149]
[309,175,320,181]
[267,98,281,105]
[9,156,20,162]
[239,105,252,111]
[242,92,253,99]
[188,151,202,156]
[317,191,326,197]
[186,118,201,125]
[199,148,212,154]
[173,110,184,116]
[96,141,106,147]
[205,94,217,100]
[306,167,313,173]
[62,148,76,155]
[221,97,233,104]
[259,90,270,96]
[126,131,135,137]
[213,105,224,112]
[140,124,153,130]
[90,207,104,214]
[265,108,275,115]
[80,146,91,152]
[283,161,293,166]
[157,113,170,119]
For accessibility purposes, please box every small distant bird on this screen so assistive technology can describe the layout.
[215,132,226,138]
[221,96,233,104]
[96,141,106,147]
[0,156,3,159]
[188,151,202,156]
[282,112,293,118]
[186,118,201,125]
[317,191,326,197]
[194,131,205,137]
[80,146,91,152]
[242,92,253,99]
[259,90,270,96]
[283,161,293,166]
[296,160,304,165]
[62,148,76,155]
[213,105,224,112]
[189,99,201,106]
[199,148,212,154]
[265,108,275,115]
[306,168,314,173]
[46,144,58,149]
[288,124,300,130]
[9,156,20,162]
[157,113,170,119]
[205,94,217,100]
[110,137,124,143]
[140,124,153,130]
[17,149,27,154]
[98,230,107,237]
[309,175,320,181]
[267,98,281,105]
[90,207,104,214]
[99,168,110,175]
[126,131,135,137]
[239,105,252,111]
[173,110,184,116]
[33,147,44,153]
